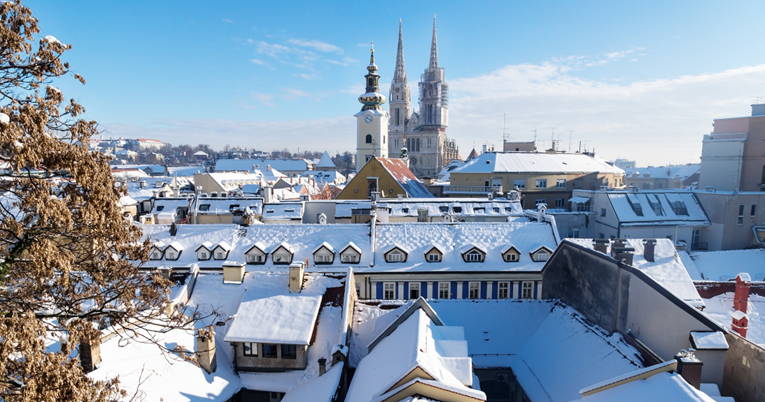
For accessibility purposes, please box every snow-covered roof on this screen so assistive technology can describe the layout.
[138,223,370,269]
[215,158,309,173]
[346,308,484,402]
[689,331,729,350]
[280,362,344,402]
[313,242,334,254]
[607,191,709,226]
[119,196,138,206]
[224,281,325,345]
[623,164,700,181]
[377,158,433,198]
[579,371,716,401]
[262,202,303,221]
[316,151,336,169]
[451,152,624,175]
[301,170,345,184]
[335,201,372,218]
[152,198,192,214]
[690,249,765,281]
[193,197,263,215]
[167,165,204,176]
[352,299,642,402]
[377,199,524,218]
[568,238,705,308]
[366,222,557,273]
[114,164,167,174]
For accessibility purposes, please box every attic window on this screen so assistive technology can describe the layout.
[341,254,359,263]
[504,253,518,262]
[229,204,240,211]
[266,209,275,213]
[439,206,448,213]
[284,208,295,213]
[199,252,208,260]
[199,204,210,212]
[493,207,500,213]
[387,250,405,262]
[465,250,484,262]
[402,207,409,213]
[533,251,550,262]
[474,207,485,213]
[452,206,463,213]
[156,206,165,211]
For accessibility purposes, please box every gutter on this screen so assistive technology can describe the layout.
[370,210,377,267]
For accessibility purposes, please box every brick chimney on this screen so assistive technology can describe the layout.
[612,247,635,266]
[734,273,751,312]
[289,262,305,293]
[643,239,656,262]
[732,311,749,338]
[196,326,217,374]
[318,357,327,376]
[674,349,703,390]
[80,335,102,373]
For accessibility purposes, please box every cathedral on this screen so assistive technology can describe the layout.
[355,16,461,177]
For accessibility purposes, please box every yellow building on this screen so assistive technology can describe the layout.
[336,156,433,200]
[447,152,624,210]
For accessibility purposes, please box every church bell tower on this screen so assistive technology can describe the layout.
[355,46,389,171]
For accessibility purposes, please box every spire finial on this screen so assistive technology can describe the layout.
[393,19,408,84]
[429,14,439,70]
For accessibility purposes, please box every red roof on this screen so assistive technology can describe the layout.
[376,158,433,198]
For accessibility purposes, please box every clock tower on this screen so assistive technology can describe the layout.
[355,46,389,172]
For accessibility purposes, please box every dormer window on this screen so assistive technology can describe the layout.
[340,242,362,264]
[452,206,463,213]
[428,254,440,262]
[199,204,210,212]
[530,246,554,262]
[385,247,408,263]
[313,242,335,265]
[424,246,443,263]
[462,246,486,263]
[244,243,268,265]
[505,253,518,262]
[501,245,520,263]
[200,251,209,259]
[212,242,232,260]
[271,242,294,265]
[151,249,164,260]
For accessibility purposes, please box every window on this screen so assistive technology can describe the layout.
[281,344,297,359]
[513,179,526,189]
[383,283,395,300]
[504,253,518,262]
[427,253,440,262]
[465,250,484,262]
[200,251,208,260]
[247,254,263,263]
[469,282,480,299]
[601,208,607,217]
[439,206,449,213]
[156,205,165,211]
[738,204,745,225]
[316,254,332,263]
[452,206,463,213]
[498,282,509,299]
[493,207,500,213]
[473,207,485,214]
[341,253,359,263]
[533,251,550,262]
[262,344,278,358]
[243,342,258,356]
[439,282,450,299]
[657,183,663,189]
[555,199,565,208]
[365,134,372,144]
[535,199,546,206]
[199,204,210,211]
[229,204,240,212]
[401,207,409,213]
[573,179,582,189]
[409,283,420,299]
[568,228,580,238]
[166,251,176,260]
[752,205,757,216]
[535,179,547,188]
[522,282,533,299]
[556,179,566,188]
[642,183,650,189]
[387,250,405,262]
[590,179,597,188]
[215,252,225,259]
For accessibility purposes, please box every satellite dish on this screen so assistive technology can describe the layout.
[318,213,327,225]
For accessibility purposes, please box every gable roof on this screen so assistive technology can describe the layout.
[367,297,444,352]
[452,152,624,175]
[316,151,336,168]
[377,158,433,198]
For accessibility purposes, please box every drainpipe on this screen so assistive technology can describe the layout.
[370,209,376,267]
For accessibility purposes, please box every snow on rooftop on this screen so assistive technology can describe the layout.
[568,238,705,308]
[366,222,556,273]
[335,201,371,218]
[451,152,624,175]
[316,151,336,169]
[225,292,323,345]
[577,371,716,402]
[262,202,303,221]
[623,164,700,181]
[215,158,308,173]
[138,223,370,269]
[701,293,765,348]
[377,158,434,198]
[281,362,343,402]
[353,299,641,402]
[377,199,523,218]
[690,331,729,350]
[346,308,483,402]
[608,192,709,225]
[690,249,765,281]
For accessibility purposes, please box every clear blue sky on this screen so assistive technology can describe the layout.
[27,0,765,165]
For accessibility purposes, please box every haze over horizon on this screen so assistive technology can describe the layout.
[29,0,765,166]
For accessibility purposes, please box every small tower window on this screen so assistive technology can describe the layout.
[366,134,372,144]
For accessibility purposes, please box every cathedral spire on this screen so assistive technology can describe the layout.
[429,14,438,71]
[393,19,407,84]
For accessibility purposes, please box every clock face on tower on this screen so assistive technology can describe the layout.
[364,114,373,124]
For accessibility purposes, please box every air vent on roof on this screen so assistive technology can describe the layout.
[486,160,491,164]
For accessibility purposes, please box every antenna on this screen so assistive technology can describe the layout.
[502,113,512,142]
[568,130,574,153]
[546,127,558,151]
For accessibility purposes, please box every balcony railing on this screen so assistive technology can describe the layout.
[443,185,503,195]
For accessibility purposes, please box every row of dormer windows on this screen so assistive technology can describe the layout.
[383,246,553,264]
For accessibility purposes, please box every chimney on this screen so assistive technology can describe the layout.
[732,310,749,338]
[734,273,751,312]
[643,239,656,262]
[318,357,327,376]
[80,334,102,373]
[222,261,245,284]
[592,239,609,254]
[610,238,626,256]
[289,262,305,293]
[612,247,635,266]
[196,326,217,374]
[169,222,178,236]
[267,164,271,171]
[674,349,703,390]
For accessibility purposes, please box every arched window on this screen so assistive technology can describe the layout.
[368,181,377,196]
[365,134,372,144]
